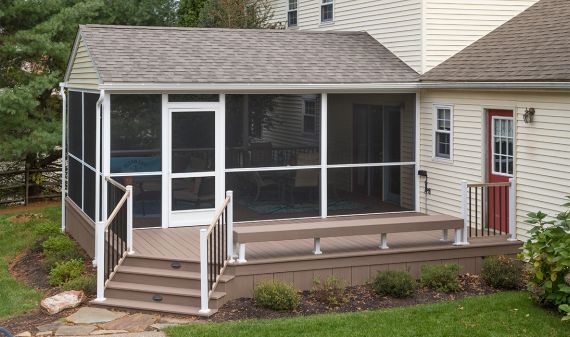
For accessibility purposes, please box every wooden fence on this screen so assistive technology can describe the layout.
[0,164,61,206]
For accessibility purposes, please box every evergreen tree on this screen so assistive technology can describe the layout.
[178,0,208,27]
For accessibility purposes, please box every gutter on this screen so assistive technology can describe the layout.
[418,81,570,90]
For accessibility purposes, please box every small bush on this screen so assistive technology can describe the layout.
[254,280,300,311]
[35,222,61,237]
[49,259,84,286]
[311,276,348,306]
[42,235,82,269]
[372,270,416,298]
[481,256,524,290]
[420,263,461,293]
[63,274,96,294]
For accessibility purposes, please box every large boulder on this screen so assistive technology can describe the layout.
[40,290,85,315]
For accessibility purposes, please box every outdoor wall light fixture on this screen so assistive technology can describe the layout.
[523,107,535,124]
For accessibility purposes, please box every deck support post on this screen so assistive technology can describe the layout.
[94,221,106,302]
[313,238,322,255]
[238,243,247,263]
[441,229,449,241]
[227,191,235,262]
[508,178,517,241]
[198,228,210,315]
[455,180,470,246]
[126,185,134,254]
[380,233,389,249]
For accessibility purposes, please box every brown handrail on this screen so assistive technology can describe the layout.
[467,182,510,188]
[206,196,231,235]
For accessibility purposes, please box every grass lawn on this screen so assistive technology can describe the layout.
[166,292,569,337]
[0,205,60,319]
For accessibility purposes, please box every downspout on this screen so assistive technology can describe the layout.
[59,83,67,232]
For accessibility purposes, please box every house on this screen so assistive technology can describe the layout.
[269,0,539,73]
[59,0,568,316]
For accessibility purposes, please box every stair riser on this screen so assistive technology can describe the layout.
[123,257,200,272]
[113,272,200,289]
[105,288,222,309]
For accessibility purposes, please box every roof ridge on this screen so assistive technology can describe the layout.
[80,24,367,35]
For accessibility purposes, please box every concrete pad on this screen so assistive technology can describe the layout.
[98,314,158,333]
[66,307,127,324]
[90,330,129,335]
[55,325,97,336]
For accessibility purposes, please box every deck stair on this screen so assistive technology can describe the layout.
[92,254,234,316]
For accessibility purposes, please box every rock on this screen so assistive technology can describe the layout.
[15,332,31,337]
[89,330,129,335]
[37,322,63,332]
[55,325,97,336]
[66,307,127,324]
[564,273,570,285]
[36,332,53,337]
[41,291,85,315]
[98,313,158,332]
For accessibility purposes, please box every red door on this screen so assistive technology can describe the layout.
[487,109,514,233]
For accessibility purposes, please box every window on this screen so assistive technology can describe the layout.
[302,97,317,134]
[321,0,333,22]
[434,105,452,159]
[492,117,514,176]
[288,0,298,27]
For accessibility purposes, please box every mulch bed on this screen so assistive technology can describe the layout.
[211,274,498,322]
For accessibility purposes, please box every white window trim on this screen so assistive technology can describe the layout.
[320,0,334,23]
[432,104,453,161]
[302,96,317,135]
[287,0,298,28]
[490,116,514,178]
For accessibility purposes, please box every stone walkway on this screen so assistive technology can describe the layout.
[14,307,202,337]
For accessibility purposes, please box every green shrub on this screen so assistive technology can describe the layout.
[31,222,61,253]
[481,256,524,290]
[311,276,348,306]
[49,259,84,286]
[42,235,81,269]
[372,270,416,298]
[63,274,96,294]
[420,263,461,293]
[521,197,570,321]
[254,280,300,311]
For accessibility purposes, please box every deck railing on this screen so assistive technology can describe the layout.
[94,177,133,301]
[460,179,516,242]
[199,190,234,315]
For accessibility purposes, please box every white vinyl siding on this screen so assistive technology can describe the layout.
[420,89,570,241]
[271,0,423,72]
[423,0,539,71]
[67,37,100,90]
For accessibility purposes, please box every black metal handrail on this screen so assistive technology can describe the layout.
[467,182,510,237]
[104,177,129,285]
[206,196,231,295]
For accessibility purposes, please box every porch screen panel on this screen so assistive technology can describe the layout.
[68,91,82,158]
[83,93,98,168]
[111,175,162,228]
[110,94,162,173]
[68,157,82,207]
[83,168,96,220]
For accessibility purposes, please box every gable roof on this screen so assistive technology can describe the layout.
[422,0,570,82]
[70,24,418,86]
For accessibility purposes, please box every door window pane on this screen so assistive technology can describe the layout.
[111,175,162,228]
[172,177,215,211]
[168,94,219,102]
[111,94,162,173]
[172,111,215,173]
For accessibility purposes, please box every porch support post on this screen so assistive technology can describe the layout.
[238,244,247,263]
[320,93,328,218]
[313,238,322,255]
[227,190,235,262]
[59,84,66,232]
[379,233,389,249]
[508,178,517,241]
[455,180,469,245]
[126,185,134,254]
[94,221,106,302]
[199,228,210,315]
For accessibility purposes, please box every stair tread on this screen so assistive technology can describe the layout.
[106,281,226,299]
[130,254,200,263]
[117,265,234,282]
[91,298,216,317]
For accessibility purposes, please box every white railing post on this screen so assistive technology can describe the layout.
[455,180,469,245]
[94,221,106,302]
[199,228,210,315]
[126,185,134,254]
[226,191,235,262]
[508,178,517,241]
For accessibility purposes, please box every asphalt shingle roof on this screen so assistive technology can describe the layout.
[79,24,418,84]
[422,0,570,82]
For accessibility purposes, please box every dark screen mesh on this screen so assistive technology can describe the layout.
[83,167,96,220]
[68,91,83,158]
[84,93,98,168]
[68,157,82,207]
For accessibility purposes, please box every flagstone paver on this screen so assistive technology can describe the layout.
[66,307,127,324]
[36,331,53,337]
[37,322,63,332]
[55,324,97,336]
[89,330,129,335]
[98,314,158,333]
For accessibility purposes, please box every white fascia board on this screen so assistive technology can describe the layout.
[419,82,570,90]
[98,82,419,93]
